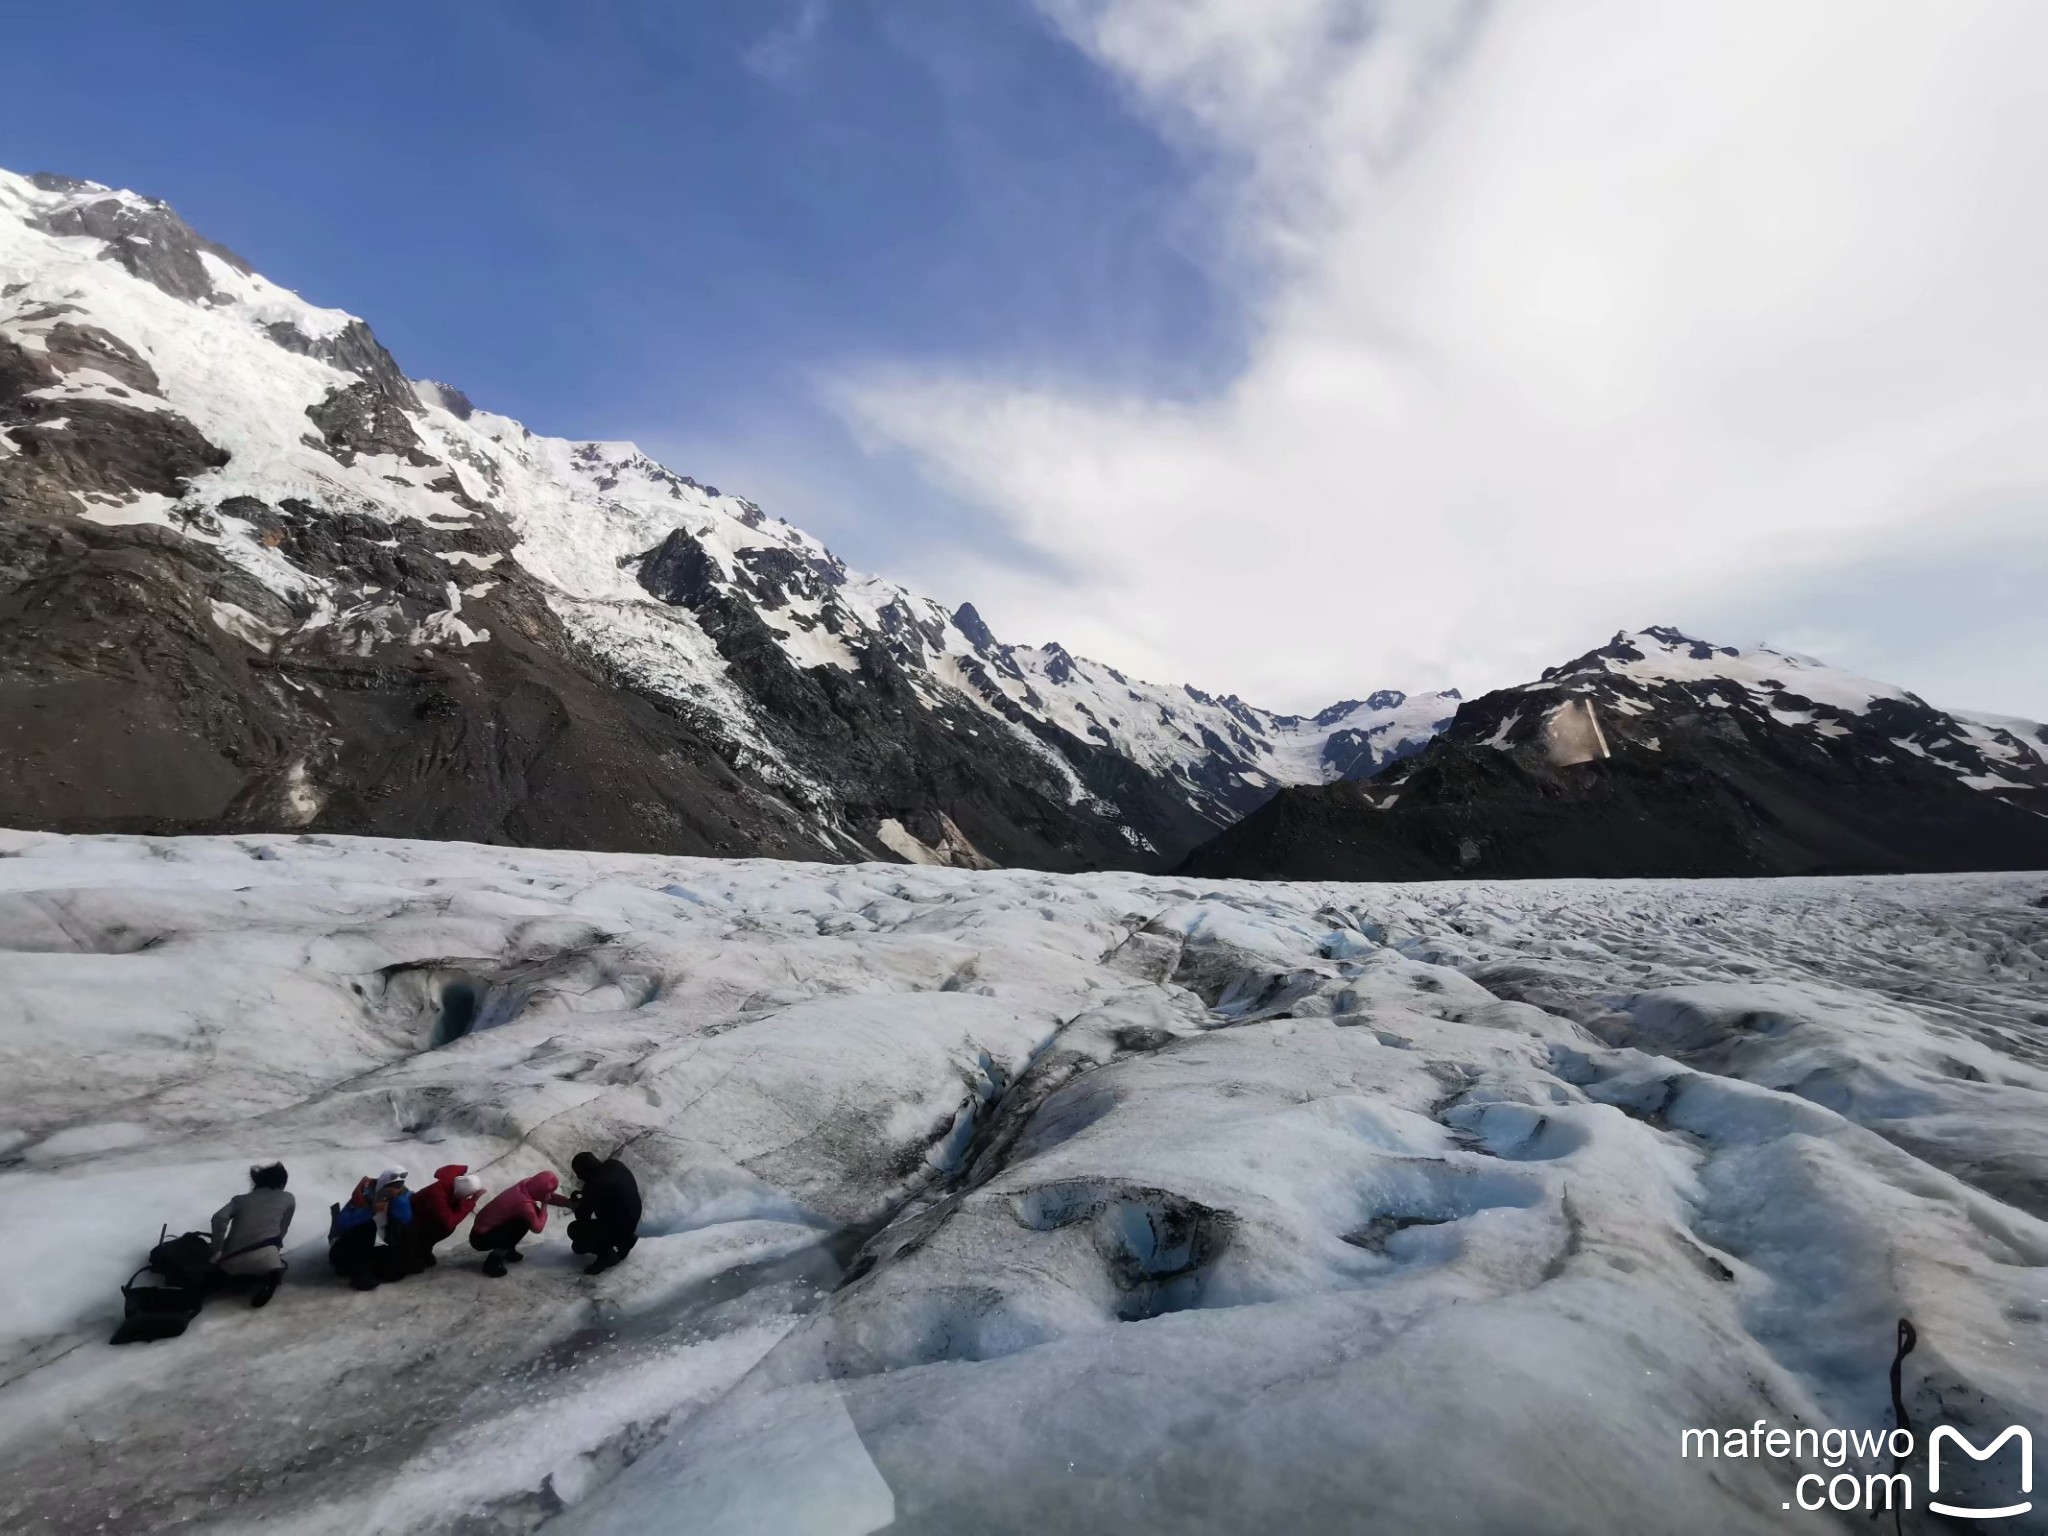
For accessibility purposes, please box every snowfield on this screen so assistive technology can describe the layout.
[0,831,2043,1534]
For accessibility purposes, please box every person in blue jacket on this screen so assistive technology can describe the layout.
[328,1168,413,1291]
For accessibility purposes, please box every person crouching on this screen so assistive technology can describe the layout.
[468,1170,571,1277]
[329,1169,413,1291]
[405,1164,485,1272]
[210,1162,295,1307]
[567,1151,642,1276]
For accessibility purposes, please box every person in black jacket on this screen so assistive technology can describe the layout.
[566,1151,641,1275]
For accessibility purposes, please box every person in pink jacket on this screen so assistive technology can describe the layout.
[467,1170,572,1277]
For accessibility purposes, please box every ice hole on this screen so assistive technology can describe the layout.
[434,979,481,1047]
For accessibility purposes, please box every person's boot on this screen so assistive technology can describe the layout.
[251,1276,280,1308]
[584,1253,615,1276]
[482,1252,508,1278]
[504,1248,524,1264]
[350,1271,380,1291]
[419,1252,437,1269]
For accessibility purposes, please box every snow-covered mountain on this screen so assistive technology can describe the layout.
[1185,626,2048,879]
[1537,627,2048,811]
[0,167,1444,868]
[5,169,2031,881]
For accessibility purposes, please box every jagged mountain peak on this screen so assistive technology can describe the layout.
[950,600,998,653]
[21,171,256,294]
[1531,624,1932,719]
[1183,625,2048,881]
[1488,624,2044,807]
[1543,624,1736,680]
[10,169,350,339]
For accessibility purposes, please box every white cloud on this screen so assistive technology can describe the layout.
[834,0,2048,715]
[744,0,832,85]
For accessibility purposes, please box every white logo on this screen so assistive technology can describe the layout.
[1928,1426,2032,1520]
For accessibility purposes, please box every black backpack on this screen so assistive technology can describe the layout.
[110,1226,212,1345]
[149,1230,216,1291]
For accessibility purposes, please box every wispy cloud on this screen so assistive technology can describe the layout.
[833,0,2048,714]
[744,0,832,86]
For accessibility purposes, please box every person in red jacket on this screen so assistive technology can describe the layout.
[405,1165,485,1272]
[468,1170,572,1277]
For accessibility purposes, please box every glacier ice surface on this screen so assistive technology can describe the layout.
[0,829,2043,1533]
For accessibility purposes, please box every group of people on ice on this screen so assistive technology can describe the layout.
[202,1151,641,1305]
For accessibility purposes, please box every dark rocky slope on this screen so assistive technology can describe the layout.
[1181,630,2048,880]
[0,507,837,858]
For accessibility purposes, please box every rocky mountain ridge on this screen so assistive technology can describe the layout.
[0,167,1449,868]
[1182,626,2048,879]
[6,170,2039,880]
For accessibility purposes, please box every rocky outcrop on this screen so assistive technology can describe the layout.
[267,317,420,411]
[304,381,436,467]
[26,172,255,303]
[635,528,1143,870]
[0,504,836,856]
[0,335,227,518]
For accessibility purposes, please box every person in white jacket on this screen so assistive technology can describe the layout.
[210,1162,295,1307]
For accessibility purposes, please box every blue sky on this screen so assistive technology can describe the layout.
[0,1,1233,572]
[5,1,2045,716]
